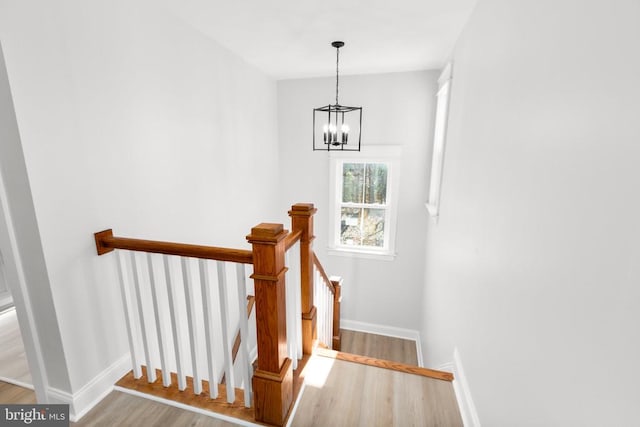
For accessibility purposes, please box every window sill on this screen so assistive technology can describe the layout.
[327,247,396,261]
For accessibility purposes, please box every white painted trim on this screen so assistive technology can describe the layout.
[437,361,454,372]
[0,137,49,404]
[328,146,403,260]
[114,386,263,426]
[47,354,131,422]
[341,319,424,367]
[415,339,424,368]
[451,348,481,427]
[327,247,396,261]
[0,376,34,390]
[46,386,73,407]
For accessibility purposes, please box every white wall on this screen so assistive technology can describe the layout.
[278,71,438,330]
[422,0,640,425]
[0,0,280,397]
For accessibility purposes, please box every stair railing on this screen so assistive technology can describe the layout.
[94,230,255,406]
[94,203,340,426]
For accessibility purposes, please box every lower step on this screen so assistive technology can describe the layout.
[115,367,255,423]
[314,348,454,381]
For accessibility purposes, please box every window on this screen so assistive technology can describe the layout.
[329,146,401,260]
[426,62,452,219]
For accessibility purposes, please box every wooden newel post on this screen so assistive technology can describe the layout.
[288,203,318,355]
[331,276,343,351]
[246,223,293,426]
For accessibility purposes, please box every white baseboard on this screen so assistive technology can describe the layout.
[0,375,34,390]
[437,361,454,372]
[451,348,481,427]
[48,354,131,422]
[340,319,424,367]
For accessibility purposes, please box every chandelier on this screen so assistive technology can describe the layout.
[313,41,362,151]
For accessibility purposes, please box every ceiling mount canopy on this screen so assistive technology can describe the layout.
[313,41,362,151]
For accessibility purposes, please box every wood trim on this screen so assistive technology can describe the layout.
[94,232,253,264]
[283,230,302,251]
[246,223,292,426]
[94,229,114,255]
[253,359,293,426]
[331,277,342,351]
[288,203,316,319]
[315,348,454,382]
[116,367,259,424]
[312,252,335,295]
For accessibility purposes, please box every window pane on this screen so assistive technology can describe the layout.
[342,163,364,203]
[340,207,362,246]
[364,163,388,204]
[340,207,386,248]
[362,208,385,247]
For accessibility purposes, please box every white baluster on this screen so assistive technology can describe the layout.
[181,257,202,395]
[235,263,252,407]
[328,287,334,350]
[328,286,333,348]
[216,261,235,403]
[163,255,186,391]
[321,278,326,345]
[316,269,323,346]
[294,250,303,360]
[147,254,170,387]
[130,251,156,383]
[115,251,142,379]
[199,259,219,399]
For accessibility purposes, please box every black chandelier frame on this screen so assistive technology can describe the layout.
[313,41,362,152]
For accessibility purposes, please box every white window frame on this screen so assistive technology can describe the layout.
[426,62,453,219]
[328,145,402,261]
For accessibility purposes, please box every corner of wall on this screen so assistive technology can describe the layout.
[48,354,130,422]
[451,347,481,427]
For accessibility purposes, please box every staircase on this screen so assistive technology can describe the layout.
[93,203,457,426]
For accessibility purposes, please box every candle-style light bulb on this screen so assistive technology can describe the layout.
[341,123,350,144]
[323,124,329,144]
[329,123,337,145]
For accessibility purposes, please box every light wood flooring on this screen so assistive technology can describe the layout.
[0,330,462,426]
[73,391,236,426]
[0,308,32,386]
[340,329,419,365]
[0,380,36,404]
[290,330,461,427]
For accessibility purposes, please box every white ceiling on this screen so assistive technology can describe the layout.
[164,0,478,79]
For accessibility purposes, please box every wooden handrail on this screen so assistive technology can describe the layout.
[312,252,335,295]
[284,229,303,251]
[94,229,253,264]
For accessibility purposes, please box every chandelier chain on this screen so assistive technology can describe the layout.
[335,46,340,106]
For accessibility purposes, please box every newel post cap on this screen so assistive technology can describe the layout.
[288,203,317,217]
[246,223,288,244]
